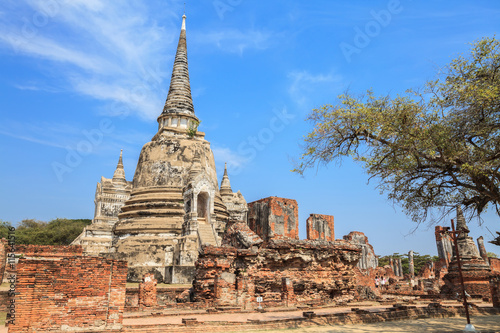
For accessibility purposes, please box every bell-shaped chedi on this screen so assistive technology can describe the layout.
[110,15,230,284]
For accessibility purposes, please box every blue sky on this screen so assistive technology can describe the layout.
[1,0,499,257]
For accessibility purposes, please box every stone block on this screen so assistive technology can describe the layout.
[247,196,299,241]
[306,214,334,241]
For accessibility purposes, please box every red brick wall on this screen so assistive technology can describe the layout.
[9,256,127,333]
[490,258,500,274]
[247,197,299,240]
[306,214,334,241]
[15,244,83,258]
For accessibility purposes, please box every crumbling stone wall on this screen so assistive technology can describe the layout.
[9,256,127,333]
[193,238,361,307]
[343,231,378,270]
[306,214,334,241]
[247,197,299,241]
[221,220,263,249]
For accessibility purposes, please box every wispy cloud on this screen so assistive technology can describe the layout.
[0,120,82,149]
[13,83,61,93]
[287,70,343,107]
[0,0,182,120]
[194,29,272,55]
[0,118,151,157]
[212,146,249,173]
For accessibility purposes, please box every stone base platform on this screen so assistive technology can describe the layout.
[122,301,500,333]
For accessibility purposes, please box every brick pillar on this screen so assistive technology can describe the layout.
[139,273,157,308]
[490,276,500,308]
[281,277,295,306]
[398,258,403,277]
[477,236,489,265]
[389,258,394,275]
[408,250,415,278]
[236,276,255,309]
[393,258,399,277]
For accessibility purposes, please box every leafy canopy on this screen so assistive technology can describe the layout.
[294,37,500,224]
[0,218,91,245]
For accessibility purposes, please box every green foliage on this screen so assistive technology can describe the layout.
[3,218,91,245]
[487,252,498,258]
[0,220,13,239]
[187,120,200,138]
[294,37,500,224]
[378,252,440,275]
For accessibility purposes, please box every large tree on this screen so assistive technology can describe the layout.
[294,37,500,226]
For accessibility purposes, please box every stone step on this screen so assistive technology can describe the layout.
[197,223,217,246]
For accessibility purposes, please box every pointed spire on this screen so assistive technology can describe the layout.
[112,149,127,184]
[456,206,470,238]
[220,162,233,196]
[161,14,194,117]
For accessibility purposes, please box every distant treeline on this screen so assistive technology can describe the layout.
[378,253,440,276]
[0,219,91,245]
[378,251,498,275]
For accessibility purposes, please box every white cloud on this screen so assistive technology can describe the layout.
[0,0,181,120]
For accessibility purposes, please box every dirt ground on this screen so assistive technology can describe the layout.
[228,315,500,333]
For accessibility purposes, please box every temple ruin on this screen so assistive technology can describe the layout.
[73,15,247,283]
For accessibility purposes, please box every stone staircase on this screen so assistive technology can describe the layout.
[197,220,218,246]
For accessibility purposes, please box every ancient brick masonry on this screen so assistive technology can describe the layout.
[490,258,500,274]
[491,276,500,307]
[306,214,334,241]
[9,256,127,333]
[343,231,378,270]
[435,226,453,267]
[15,244,83,258]
[440,207,491,298]
[247,197,299,241]
[3,244,84,283]
[193,225,361,308]
[139,273,158,308]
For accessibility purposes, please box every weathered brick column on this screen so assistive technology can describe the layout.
[236,276,255,309]
[491,276,500,308]
[139,273,158,308]
[281,277,296,305]
[408,250,415,278]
